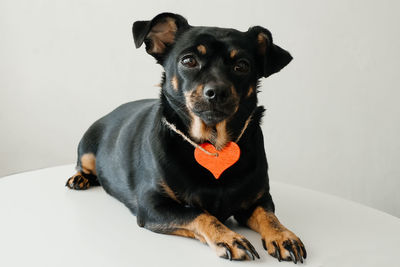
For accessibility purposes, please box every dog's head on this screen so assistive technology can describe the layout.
[133,13,292,143]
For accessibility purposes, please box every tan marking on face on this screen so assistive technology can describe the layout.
[197,45,206,55]
[247,206,306,260]
[171,76,179,91]
[214,120,230,150]
[230,49,238,58]
[184,84,214,142]
[184,91,193,109]
[230,85,240,114]
[184,84,204,110]
[146,18,178,54]
[159,180,180,203]
[189,111,213,142]
[230,85,238,99]
[81,153,96,175]
[257,32,268,55]
[247,86,254,98]
[185,85,239,149]
[196,84,204,95]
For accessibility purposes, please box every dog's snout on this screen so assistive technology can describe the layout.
[203,85,229,103]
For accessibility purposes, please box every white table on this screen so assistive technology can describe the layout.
[1,165,399,267]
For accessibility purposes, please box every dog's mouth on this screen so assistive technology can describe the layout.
[191,101,238,126]
[195,109,229,125]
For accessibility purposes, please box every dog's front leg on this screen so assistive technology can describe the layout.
[236,204,307,263]
[137,192,259,261]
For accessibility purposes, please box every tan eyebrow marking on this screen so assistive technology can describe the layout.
[230,49,238,58]
[197,45,207,55]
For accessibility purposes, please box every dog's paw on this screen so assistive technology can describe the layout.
[211,232,259,261]
[262,230,306,264]
[65,174,90,190]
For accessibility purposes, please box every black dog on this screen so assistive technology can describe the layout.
[66,12,306,263]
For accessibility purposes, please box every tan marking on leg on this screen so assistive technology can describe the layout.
[81,153,96,175]
[248,207,286,235]
[230,49,238,58]
[197,44,206,55]
[171,229,196,239]
[247,206,306,261]
[66,172,90,190]
[171,76,179,91]
[183,213,253,259]
[171,229,206,243]
[247,86,254,98]
[159,181,180,203]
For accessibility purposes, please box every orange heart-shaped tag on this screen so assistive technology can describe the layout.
[194,142,240,179]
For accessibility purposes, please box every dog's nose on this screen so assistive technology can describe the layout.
[203,86,229,103]
[204,88,216,99]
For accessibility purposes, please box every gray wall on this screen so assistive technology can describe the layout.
[1,0,399,217]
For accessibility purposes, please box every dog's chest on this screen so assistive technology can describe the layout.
[183,185,246,221]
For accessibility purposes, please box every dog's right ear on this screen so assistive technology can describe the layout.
[133,13,189,62]
[247,26,293,78]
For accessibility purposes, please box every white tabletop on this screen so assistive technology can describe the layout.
[1,165,399,267]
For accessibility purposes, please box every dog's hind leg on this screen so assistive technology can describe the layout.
[66,153,100,190]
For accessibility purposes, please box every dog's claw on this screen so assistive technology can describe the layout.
[262,239,267,251]
[218,243,232,261]
[300,243,307,259]
[272,241,281,262]
[243,239,259,259]
[245,249,254,260]
[289,248,297,264]
[283,241,297,263]
[293,240,303,263]
[234,240,254,260]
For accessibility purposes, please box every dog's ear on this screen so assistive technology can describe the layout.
[133,13,189,62]
[248,26,293,78]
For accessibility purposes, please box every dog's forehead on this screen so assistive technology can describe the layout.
[176,26,249,50]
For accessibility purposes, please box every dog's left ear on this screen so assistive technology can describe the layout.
[248,26,293,78]
[133,13,189,62]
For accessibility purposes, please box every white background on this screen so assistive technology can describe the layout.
[1,0,399,217]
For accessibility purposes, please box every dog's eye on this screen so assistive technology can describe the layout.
[233,60,250,74]
[181,55,198,68]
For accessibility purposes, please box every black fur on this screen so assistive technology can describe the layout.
[71,12,294,256]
